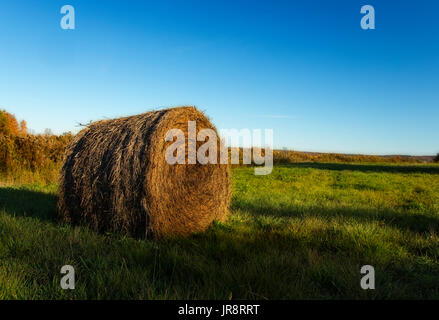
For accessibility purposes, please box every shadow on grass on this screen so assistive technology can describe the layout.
[0,187,58,222]
[1,184,437,235]
[1,187,438,299]
[279,162,439,175]
[232,199,439,234]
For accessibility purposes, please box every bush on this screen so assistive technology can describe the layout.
[271,149,421,165]
[0,133,72,172]
[0,109,73,178]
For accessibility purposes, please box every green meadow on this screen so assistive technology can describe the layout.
[1,162,439,299]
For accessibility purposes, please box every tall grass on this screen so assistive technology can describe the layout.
[1,163,439,299]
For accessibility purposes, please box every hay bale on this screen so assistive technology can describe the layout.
[58,106,230,238]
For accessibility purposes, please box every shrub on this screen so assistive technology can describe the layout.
[0,109,73,178]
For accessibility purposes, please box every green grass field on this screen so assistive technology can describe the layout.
[1,162,439,299]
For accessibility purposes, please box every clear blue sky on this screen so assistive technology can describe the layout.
[0,0,438,155]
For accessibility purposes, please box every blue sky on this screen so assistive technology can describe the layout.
[0,0,438,155]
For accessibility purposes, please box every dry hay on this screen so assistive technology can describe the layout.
[58,106,230,238]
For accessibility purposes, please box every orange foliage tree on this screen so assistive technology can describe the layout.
[0,111,9,135]
[0,109,27,136]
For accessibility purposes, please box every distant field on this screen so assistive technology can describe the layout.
[1,162,439,299]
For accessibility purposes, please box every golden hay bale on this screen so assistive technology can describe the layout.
[58,106,230,238]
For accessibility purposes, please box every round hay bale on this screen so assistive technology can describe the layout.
[58,106,230,238]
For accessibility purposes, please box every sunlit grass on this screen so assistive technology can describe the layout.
[0,162,439,299]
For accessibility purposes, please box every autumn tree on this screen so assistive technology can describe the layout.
[0,111,9,135]
[0,110,28,136]
[0,110,21,135]
[5,111,19,135]
[20,120,28,134]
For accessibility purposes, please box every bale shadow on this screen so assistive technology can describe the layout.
[232,199,439,234]
[0,187,58,222]
[279,162,439,175]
